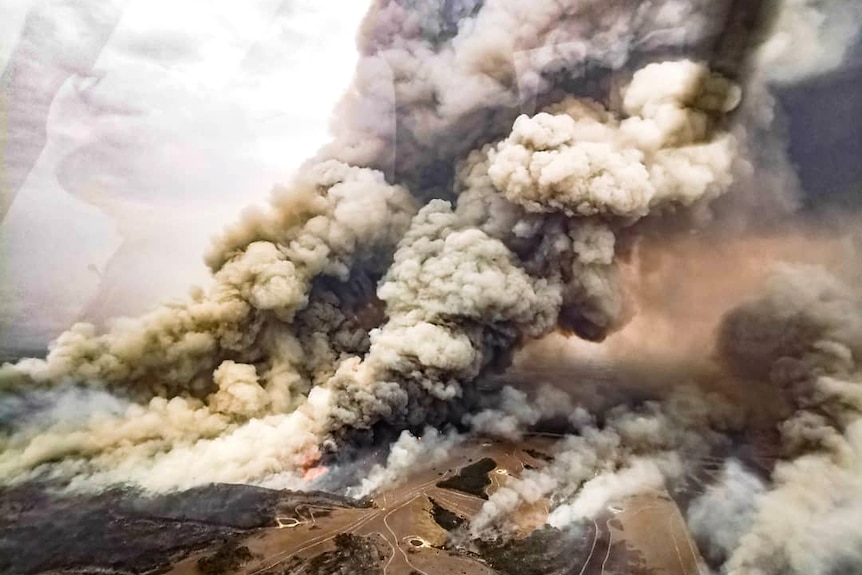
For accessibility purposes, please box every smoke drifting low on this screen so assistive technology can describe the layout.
[1,1,862,573]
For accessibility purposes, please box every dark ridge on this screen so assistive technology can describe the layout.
[436,457,496,499]
[124,484,370,528]
[0,483,367,575]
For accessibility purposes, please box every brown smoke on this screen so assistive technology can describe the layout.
[0,0,764,490]
[709,262,862,574]
[0,6,860,574]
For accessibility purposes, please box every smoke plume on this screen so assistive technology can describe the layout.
[469,385,734,534]
[4,57,740,488]
[1,1,862,572]
[714,264,862,574]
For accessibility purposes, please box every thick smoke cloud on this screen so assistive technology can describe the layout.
[0,1,372,353]
[756,0,862,83]
[0,3,861,574]
[687,459,766,565]
[469,385,733,536]
[467,259,862,575]
[714,265,862,575]
[0,0,748,490]
[323,0,763,200]
[488,62,739,218]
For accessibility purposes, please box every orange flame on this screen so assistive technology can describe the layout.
[303,465,328,482]
[298,446,326,482]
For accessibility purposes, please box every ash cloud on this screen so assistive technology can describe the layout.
[1,0,752,490]
[1,1,862,573]
[715,264,862,575]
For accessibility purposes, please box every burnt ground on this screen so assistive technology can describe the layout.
[429,497,466,531]
[197,540,254,575]
[476,525,594,575]
[272,533,383,575]
[436,458,496,499]
[0,483,366,575]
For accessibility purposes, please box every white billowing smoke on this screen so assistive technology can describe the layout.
[488,61,739,219]
[1,3,860,573]
[757,0,862,83]
[0,51,743,492]
[546,458,668,527]
[469,386,731,537]
[348,427,462,498]
[687,459,766,564]
[466,385,590,441]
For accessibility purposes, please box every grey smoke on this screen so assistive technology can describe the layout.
[0,13,859,575]
[687,459,766,565]
[715,264,862,575]
[0,0,757,490]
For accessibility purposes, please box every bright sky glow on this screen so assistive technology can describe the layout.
[0,0,370,350]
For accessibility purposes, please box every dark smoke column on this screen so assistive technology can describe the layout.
[0,0,794,491]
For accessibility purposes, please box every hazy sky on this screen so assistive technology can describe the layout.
[0,0,370,352]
